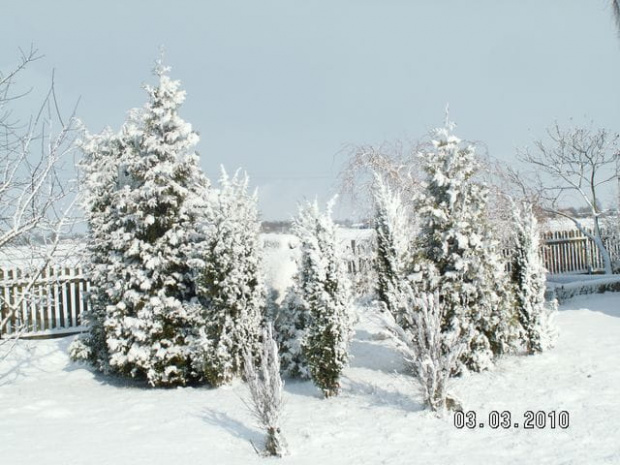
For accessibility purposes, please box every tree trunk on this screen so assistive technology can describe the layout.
[553,212,613,275]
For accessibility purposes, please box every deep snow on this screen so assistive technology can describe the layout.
[1,293,620,464]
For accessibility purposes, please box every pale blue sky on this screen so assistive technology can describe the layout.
[2,0,620,219]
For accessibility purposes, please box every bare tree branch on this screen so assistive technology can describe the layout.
[0,49,80,343]
[337,138,425,218]
[516,121,618,274]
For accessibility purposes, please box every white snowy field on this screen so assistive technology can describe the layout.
[1,293,620,465]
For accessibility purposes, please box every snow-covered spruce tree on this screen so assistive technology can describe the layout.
[243,324,288,457]
[415,124,518,373]
[293,199,353,397]
[372,175,414,329]
[198,168,264,387]
[73,62,212,387]
[511,200,557,354]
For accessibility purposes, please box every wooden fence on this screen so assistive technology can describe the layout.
[342,230,620,276]
[344,239,373,274]
[541,230,620,274]
[0,266,89,338]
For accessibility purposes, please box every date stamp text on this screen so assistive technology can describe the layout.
[453,410,570,430]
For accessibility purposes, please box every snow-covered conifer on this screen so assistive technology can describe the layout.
[372,175,414,329]
[70,128,126,370]
[198,168,264,387]
[511,201,557,354]
[415,124,518,373]
[74,62,212,387]
[269,288,310,379]
[293,199,353,397]
[243,324,288,457]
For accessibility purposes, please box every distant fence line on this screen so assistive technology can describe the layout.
[1,229,618,338]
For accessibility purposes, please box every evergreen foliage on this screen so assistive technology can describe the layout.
[293,199,353,397]
[198,168,264,386]
[269,287,310,379]
[71,62,211,387]
[511,201,556,354]
[415,124,518,373]
[372,175,414,329]
[69,129,126,371]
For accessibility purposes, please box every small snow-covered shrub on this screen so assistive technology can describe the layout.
[550,277,620,303]
[243,324,288,457]
[383,284,467,414]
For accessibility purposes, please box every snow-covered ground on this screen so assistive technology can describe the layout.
[0,229,372,271]
[0,241,85,268]
[1,292,619,464]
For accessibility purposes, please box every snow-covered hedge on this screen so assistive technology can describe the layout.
[547,276,620,303]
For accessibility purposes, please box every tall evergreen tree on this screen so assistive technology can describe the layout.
[372,175,414,329]
[293,199,353,397]
[511,201,555,354]
[415,124,518,373]
[72,62,211,387]
[198,168,265,386]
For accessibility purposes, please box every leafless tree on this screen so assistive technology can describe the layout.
[339,105,493,208]
[337,139,424,218]
[0,47,79,344]
[517,122,618,274]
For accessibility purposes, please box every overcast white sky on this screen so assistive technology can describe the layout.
[2,0,620,220]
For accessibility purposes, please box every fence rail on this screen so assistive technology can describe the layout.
[0,266,89,338]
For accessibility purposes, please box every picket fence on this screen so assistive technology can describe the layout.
[343,231,620,276]
[343,230,620,276]
[0,266,89,338]
[541,230,620,274]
